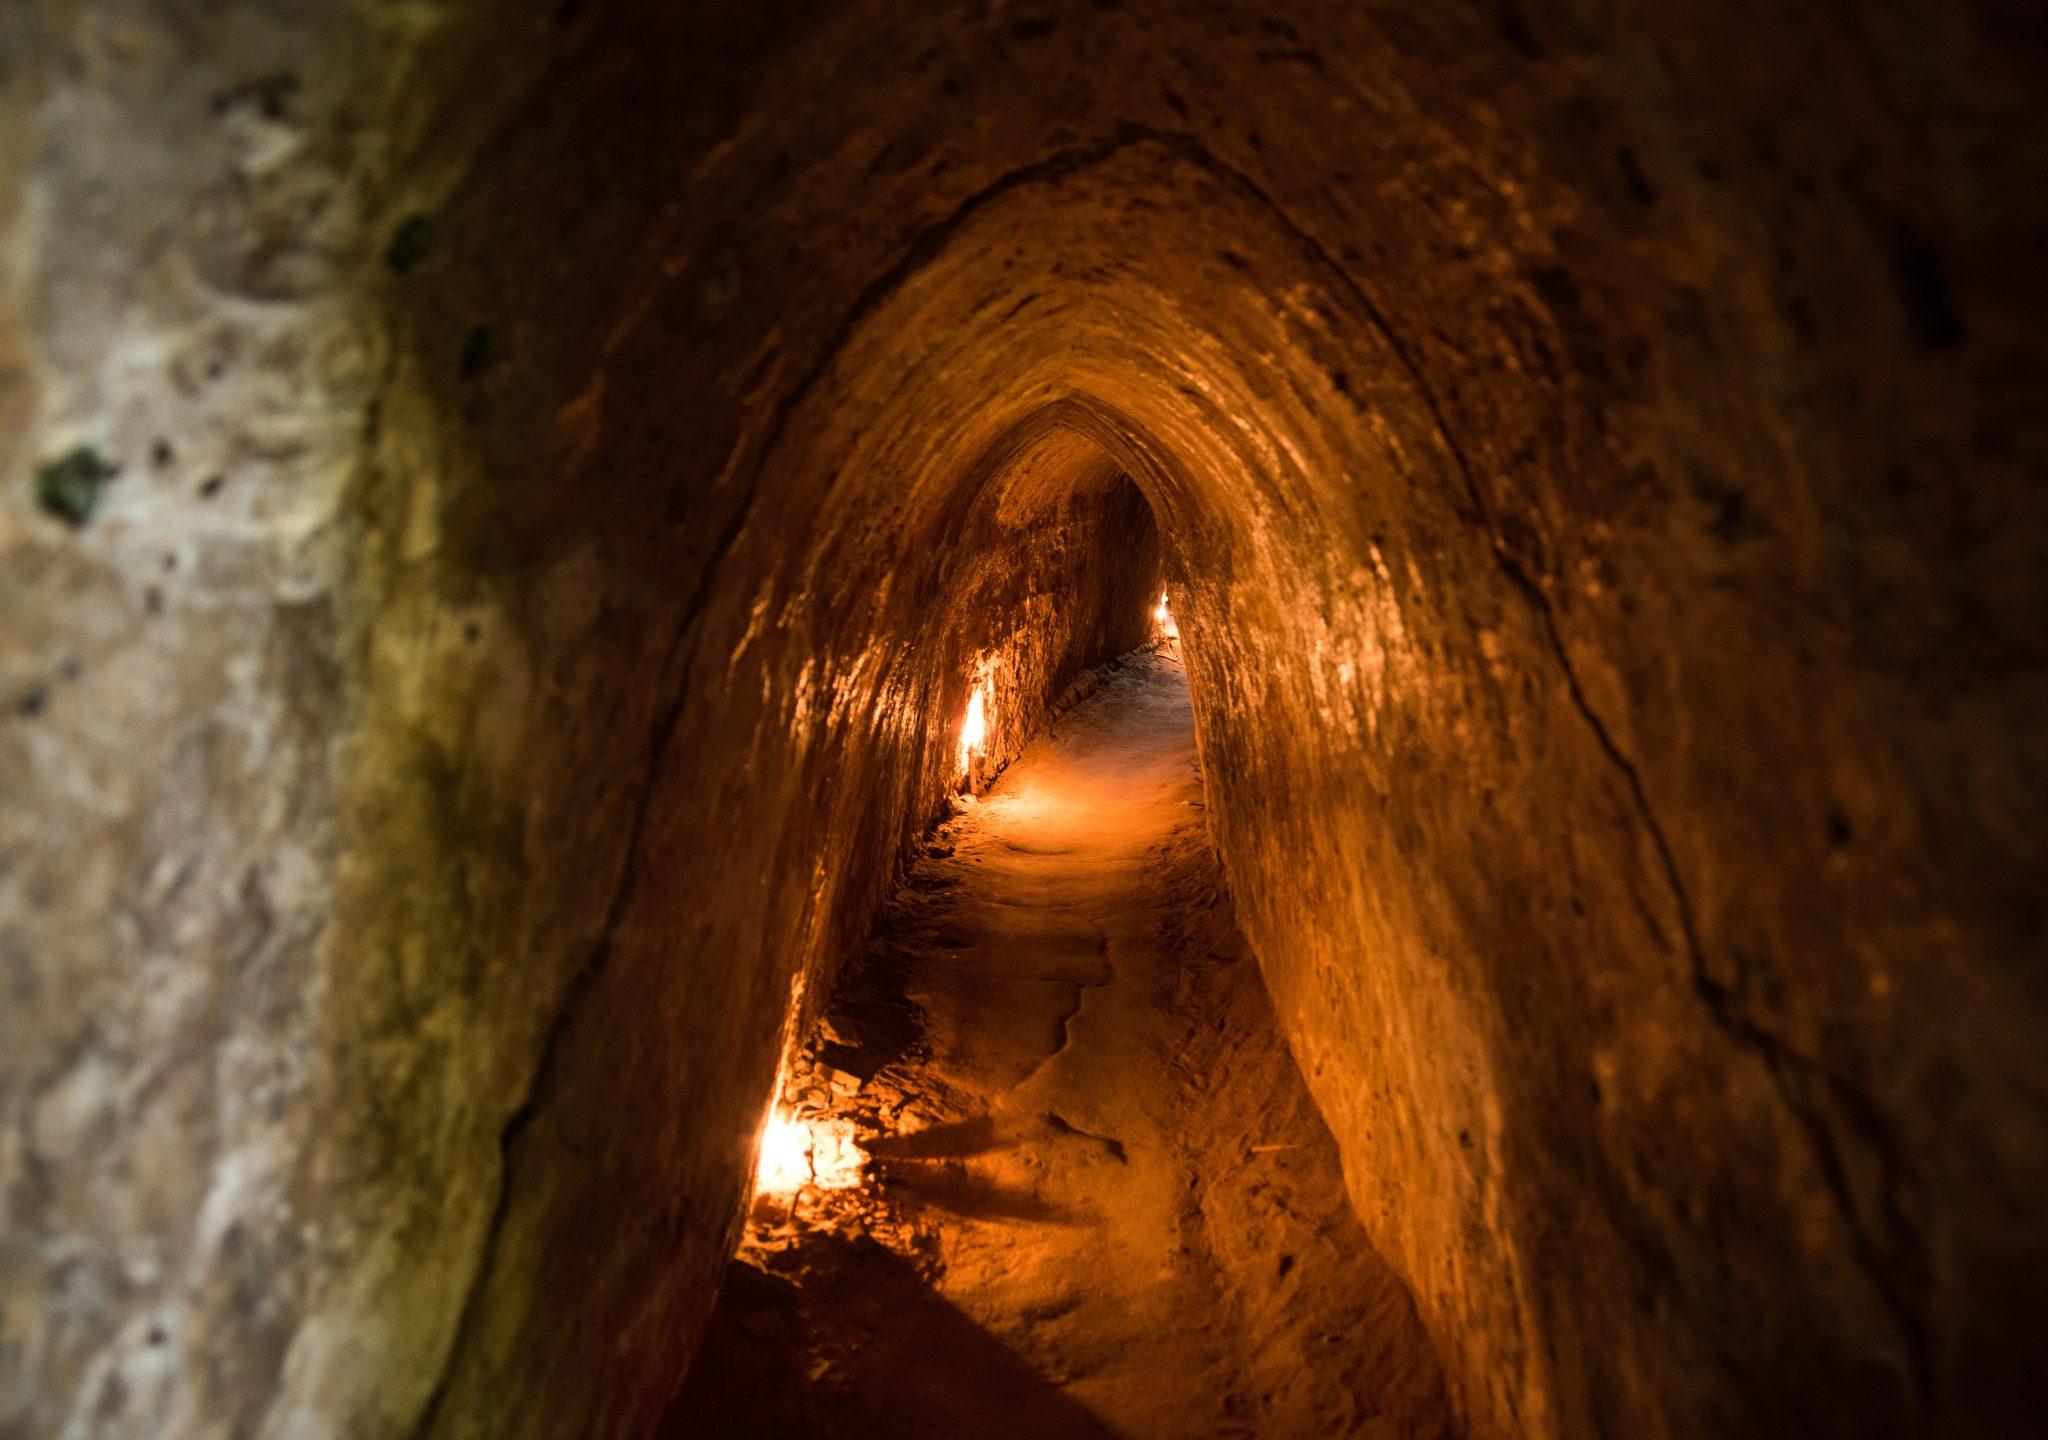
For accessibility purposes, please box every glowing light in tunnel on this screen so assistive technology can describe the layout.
[755,1113,813,1195]
[754,1109,865,1199]
[957,685,988,774]
[1154,590,1179,640]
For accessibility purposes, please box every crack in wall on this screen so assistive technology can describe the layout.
[1518,578,1935,1417]
[404,590,715,1440]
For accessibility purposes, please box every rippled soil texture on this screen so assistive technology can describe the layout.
[668,650,1451,1439]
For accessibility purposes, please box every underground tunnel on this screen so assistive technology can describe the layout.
[2,2,2044,1438]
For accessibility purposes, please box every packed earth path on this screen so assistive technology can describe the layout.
[664,648,1454,1440]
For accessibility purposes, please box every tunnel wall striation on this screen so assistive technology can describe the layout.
[2,3,2042,1439]
[343,384,1160,1440]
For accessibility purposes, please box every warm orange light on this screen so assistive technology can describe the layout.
[756,1113,813,1195]
[957,685,988,773]
[754,1109,864,1198]
[1154,590,1179,639]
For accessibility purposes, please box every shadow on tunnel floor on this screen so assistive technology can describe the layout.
[661,1234,1122,1440]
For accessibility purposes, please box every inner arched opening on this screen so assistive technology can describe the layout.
[664,414,1454,1439]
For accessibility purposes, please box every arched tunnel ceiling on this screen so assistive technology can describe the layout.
[1,3,2042,1440]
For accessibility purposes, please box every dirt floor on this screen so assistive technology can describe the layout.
[663,649,1454,1439]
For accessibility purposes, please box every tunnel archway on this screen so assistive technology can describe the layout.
[368,118,1935,1439]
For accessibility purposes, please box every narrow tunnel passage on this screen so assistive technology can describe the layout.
[669,648,1451,1439]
